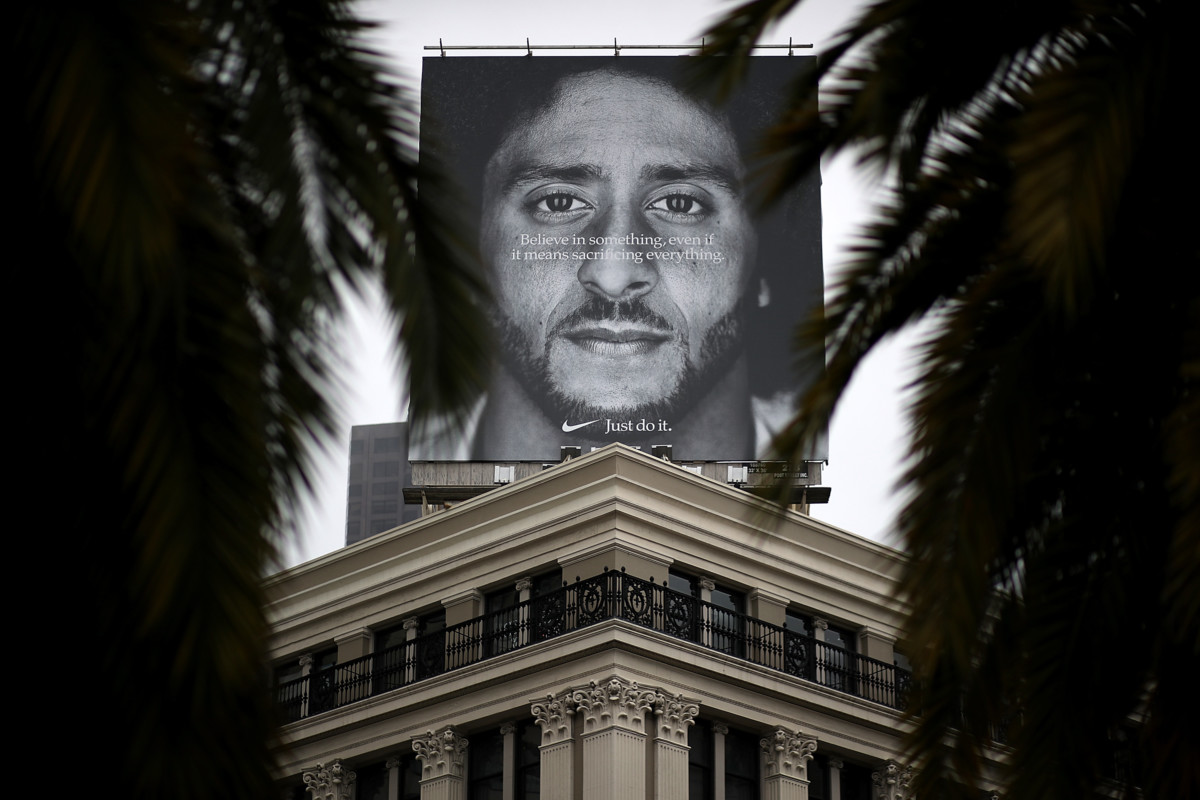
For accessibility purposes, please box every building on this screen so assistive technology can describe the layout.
[346,422,421,546]
[269,444,992,799]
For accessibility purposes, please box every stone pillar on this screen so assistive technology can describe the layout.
[386,755,402,800]
[516,577,533,648]
[572,677,656,800]
[298,654,313,719]
[532,691,576,800]
[653,692,698,800]
[712,723,728,800]
[335,628,373,705]
[335,628,373,661]
[812,619,830,686]
[870,761,914,800]
[443,590,483,669]
[500,723,517,800]
[303,760,356,800]
[414,727,468,800]
[698,577,716,648]
[402,617,420,683]
[748,588,789,669]
[761,729,817,800]
[828,758,843,800]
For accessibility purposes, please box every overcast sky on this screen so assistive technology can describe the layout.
[279,0,921,568]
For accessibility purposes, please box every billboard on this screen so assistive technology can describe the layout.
[415,56,824,461]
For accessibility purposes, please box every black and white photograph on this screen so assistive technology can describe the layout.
[415,56,824,461]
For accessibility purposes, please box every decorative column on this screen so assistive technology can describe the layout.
[748,589,789,670]
[399,617,421,683]
[870,760,914,800]
[653,692,699,800]
[298,654,314,719]
[500,723,517,800]
[442,590,483,669]
[828,758,843,800]
[413,727,468,800]
[515,577,533,647]
[572,677,657,800]
[532,691,575,800]
[761,729,818,800]
[334,628,373,705]
[812,619,829,686]
[386,755,403,800]
[712,724,728,800]
[303,760,356,800]
[698,578,716,648]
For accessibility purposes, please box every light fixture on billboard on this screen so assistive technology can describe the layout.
[651,445,673,461]
[560,446,582,462]
[727,465,749,486]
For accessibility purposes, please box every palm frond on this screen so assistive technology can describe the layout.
[699,0,1200,796]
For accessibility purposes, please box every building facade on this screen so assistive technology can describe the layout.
[270,445,992,799]
[346,422,421,545]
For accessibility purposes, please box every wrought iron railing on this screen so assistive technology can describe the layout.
[275,570,912,722]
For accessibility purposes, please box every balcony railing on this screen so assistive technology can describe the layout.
[276,570,911,722]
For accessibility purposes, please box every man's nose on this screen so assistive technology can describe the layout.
[577,209,658,301]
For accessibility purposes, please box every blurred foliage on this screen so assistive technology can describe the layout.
[19,2,488,798]
[700,0,1198,797]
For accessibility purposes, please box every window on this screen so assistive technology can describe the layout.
[724,728,760,800]
[485,570,562,656]
[468,728,505,800]
[373,460,400,478]
[372,481,399,495]
[374,609,446,689]
[356,762,388,800]
[467,723,539,800]
[371,500,398,515]
[374,436,401,452]
[669,569,745,655]
[688,719,714,800]
[786,609,858,692]
[688,719,760,800]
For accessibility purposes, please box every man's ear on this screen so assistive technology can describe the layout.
[758,277,770,308]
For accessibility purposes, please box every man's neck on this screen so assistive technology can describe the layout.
[474,359,753,460]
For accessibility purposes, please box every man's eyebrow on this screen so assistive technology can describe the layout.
[641,163,743,194]
[498,163,602,192]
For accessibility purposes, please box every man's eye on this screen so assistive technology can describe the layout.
[647,194,705,216]
[535,193,589,213]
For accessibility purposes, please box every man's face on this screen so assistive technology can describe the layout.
[481,70,756,423]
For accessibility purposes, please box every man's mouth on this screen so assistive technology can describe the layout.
[560,325,672,356]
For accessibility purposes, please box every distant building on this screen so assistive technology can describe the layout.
[345,422,420,545]
[270,444,998,799]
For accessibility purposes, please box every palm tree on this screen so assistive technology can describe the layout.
[699,0,1198,797]
[20,2,487,798]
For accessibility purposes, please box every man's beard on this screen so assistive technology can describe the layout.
[495,295,744,428]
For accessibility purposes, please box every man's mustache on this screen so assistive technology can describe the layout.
[552,296,673,336]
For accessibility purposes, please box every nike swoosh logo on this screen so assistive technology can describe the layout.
[562,419,601,433]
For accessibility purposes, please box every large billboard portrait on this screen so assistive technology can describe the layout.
[415,56,824,462]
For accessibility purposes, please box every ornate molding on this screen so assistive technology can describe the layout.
[413,727,468,779]
[402,617,420,632]
[698,577,717,593]
[302,760,356,800]
[761,729,818,781]
[871,760,915,800]
[531,691,574,745]
[515,576,533,593]
[385,755,402,771]
[571,677,656,734]
[653,692,699,744]
[499,722,516,737]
